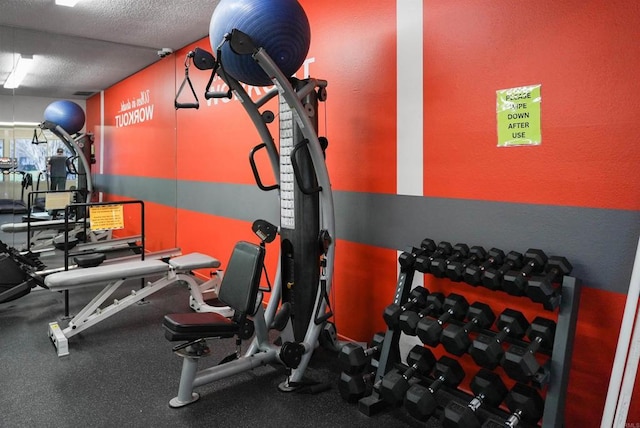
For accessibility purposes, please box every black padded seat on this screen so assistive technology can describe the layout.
[53,234,79,250]
[163,312,236,341]
[163,241,265,343]
[74,253,106,268]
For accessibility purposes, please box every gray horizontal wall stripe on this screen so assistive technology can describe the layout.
[95,174,640,294]
[94,174,177,207]
[176,180,279,223]
[335,192,640,294]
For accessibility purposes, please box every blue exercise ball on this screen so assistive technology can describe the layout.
[43,100,86,135]
[209,0,311,87]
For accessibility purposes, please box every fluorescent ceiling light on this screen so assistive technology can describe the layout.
[55,0,80,6]
[3,54,34,89]
[0,122,41,127]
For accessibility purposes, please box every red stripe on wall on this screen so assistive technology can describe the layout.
[175,209,280,301]
[423,1,640,210]
[332,241,399,341]
[100,193,177,252]
[173,0,400,194]
[299,0,398,194]
[101,58,177,180]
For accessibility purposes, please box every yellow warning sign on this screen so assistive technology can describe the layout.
[89,205,124,231]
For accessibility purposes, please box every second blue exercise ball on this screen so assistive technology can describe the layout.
[209,0,311,87]
[43,100,86,135]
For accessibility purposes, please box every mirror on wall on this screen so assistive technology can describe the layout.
[0,23,179,260]
[0,24,18,248]
[0,126,58,249]
[2,126,74,212]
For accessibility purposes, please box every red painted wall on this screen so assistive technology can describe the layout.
[423,1,640,210]
[86,58,178,251]
[418,2,640,423]
[303,1,398,194]
[101,58,177,179]
[175,42,278,186]
[85,0,640,425]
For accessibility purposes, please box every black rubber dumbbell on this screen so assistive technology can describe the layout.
[338,370,375,403]
[442,368,508,428]
[501,317,556,382]
[440,302,496,356]
[383,287,429,329]
[499,383,545,427]
[416,293,469,346]
[398,239,437,270]
[415,241,452,273]
[482,251,523,290]
[464,248,504,286]
[526,256,572,309]
[404,356,465,421]
[447,246,486,282]
[501,249,548,296]
[398,292,445,335]
[431,243,469,278]
[469,309,529,369]
[379,345,436,405]
[338,332,384,374]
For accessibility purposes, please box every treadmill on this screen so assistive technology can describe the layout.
[0,157,28,214]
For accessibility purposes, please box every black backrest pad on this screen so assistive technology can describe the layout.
[218,241,265,319]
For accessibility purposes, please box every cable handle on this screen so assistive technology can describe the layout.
[174,51,200,109]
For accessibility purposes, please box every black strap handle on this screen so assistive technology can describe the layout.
[291,139,322,195]
[175,52,200,109]
[204,42,233,100]
[249,143,279,191]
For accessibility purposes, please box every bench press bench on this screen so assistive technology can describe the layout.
[45,252,231,356]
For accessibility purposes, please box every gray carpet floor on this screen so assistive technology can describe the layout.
[0,278,430,427]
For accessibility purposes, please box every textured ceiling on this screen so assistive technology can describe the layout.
[0,0,221,100]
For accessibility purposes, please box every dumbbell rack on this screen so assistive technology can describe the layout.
[357,257,418,416]
[356,242,582,427]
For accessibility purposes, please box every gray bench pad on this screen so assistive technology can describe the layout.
[1,219,81,233]
[168,252,220,270]
[45,259,169,290]
[44,252,221,290]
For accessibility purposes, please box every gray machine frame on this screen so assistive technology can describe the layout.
[168,33,335,407]
[39,121,93,204]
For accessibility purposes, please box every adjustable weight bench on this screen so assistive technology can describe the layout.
[44,252,231,356]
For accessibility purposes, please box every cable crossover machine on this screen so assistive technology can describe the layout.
[165,2,336,406]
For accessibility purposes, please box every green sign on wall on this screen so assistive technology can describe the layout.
[496,84,541,147]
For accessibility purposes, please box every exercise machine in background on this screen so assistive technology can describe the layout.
[0,157,29,214]
[39,100,95,207]
[164,0,336,406]
[3,101,96,247]
[0,238,47,304]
